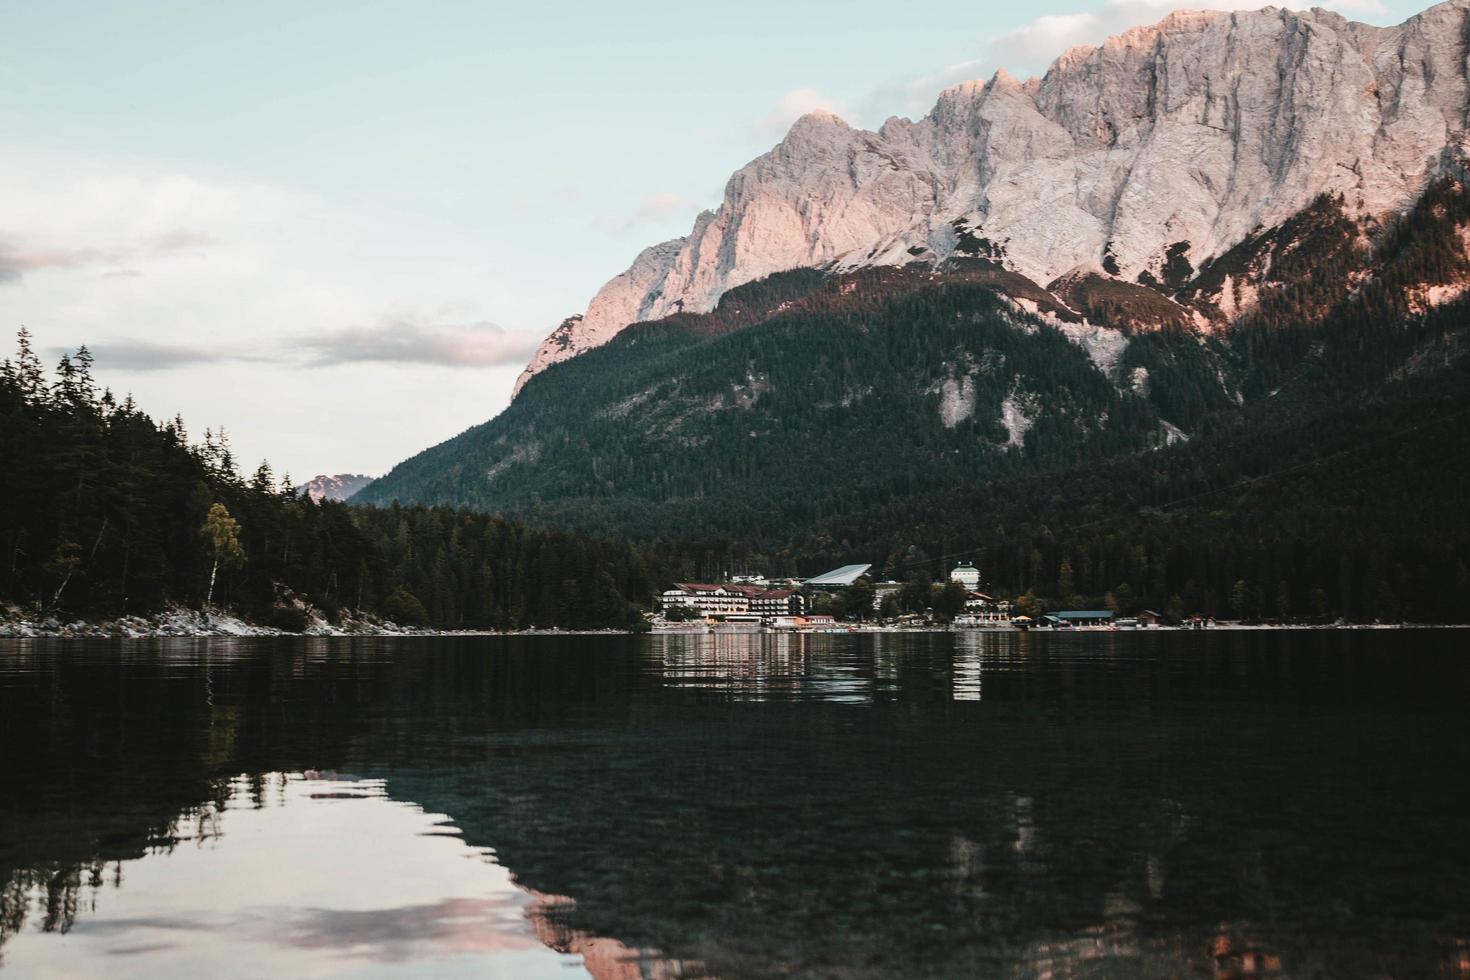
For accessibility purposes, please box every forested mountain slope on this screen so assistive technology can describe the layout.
[357,176,1470,619]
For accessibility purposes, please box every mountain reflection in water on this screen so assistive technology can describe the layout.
[1,631,1468,978]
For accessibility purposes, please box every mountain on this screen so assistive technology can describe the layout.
[357,172,1470,518]
[516,0,1470,392]
[296,473,375,503]
[356,1,1470,616]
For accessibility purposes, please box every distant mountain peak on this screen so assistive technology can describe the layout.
[297,473,375,503]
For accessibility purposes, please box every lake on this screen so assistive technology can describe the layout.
[1,631,1468,978]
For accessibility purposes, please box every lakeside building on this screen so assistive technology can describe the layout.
[750,589,804,616]
[660,583,805,619]
[949,562,981,591]
[962,592,1012,624]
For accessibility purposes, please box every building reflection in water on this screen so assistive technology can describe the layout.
[655,630,1045,706]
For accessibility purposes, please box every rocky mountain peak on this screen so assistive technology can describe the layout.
[296,473,375,504]
[514,0,1470,396]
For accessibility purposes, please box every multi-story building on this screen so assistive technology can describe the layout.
[750,589,804,617]
[659,584,805,620]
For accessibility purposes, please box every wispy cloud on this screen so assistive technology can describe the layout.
[67,318,544,373]
[65,339,270,371]
[0,240,108,283]
[298,316,543,369]
[0,229,215,284]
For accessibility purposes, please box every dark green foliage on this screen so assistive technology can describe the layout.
[381,587,429,627]
[801,359,1470,623]
[1186,192,1362,329]
[1119,329,1235,431]
[359,273,1166,535]
[1161,241,1194,291]
[1049,272,1194,331]
[266,604,311,632]
[0,338,671,630]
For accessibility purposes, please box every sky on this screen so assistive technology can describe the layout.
[0,0,1419,480]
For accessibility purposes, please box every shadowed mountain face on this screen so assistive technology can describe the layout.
[3,634,1469,977]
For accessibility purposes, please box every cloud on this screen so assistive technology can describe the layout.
[0,228,216,284]
[751,87,850,140]
[984,0,1389,76]
[0,241,109,283]
[59,339,270,371]
[66,318,544,373]
[611,192,699,233]
[298,316,543,369]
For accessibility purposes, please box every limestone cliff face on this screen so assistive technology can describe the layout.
[515,1,1470,395]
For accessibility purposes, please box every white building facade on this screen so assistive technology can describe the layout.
[950,563,981,591]
[660,584,805,620]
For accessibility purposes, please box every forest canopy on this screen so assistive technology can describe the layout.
[0,330,678,630]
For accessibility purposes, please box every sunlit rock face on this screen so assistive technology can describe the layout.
[515,1,1470,394]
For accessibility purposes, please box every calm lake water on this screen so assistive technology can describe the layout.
[1,631,1468,978]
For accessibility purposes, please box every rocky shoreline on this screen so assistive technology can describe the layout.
[0,604,634,639]
[5,605,1458,640]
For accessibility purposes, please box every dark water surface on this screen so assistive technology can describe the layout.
[1,631,1468,978]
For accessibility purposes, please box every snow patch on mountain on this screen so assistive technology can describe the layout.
[1000,392,1040,448]
[1056,321,1129,380]
[931,373,978,428]
[1160,421,1191,446]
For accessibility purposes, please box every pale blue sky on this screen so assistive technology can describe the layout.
[0,0,1418,477]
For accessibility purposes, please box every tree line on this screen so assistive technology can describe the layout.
[0,331,688,630]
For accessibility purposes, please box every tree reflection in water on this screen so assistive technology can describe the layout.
[0,631,1467,978]
[0,771,697,978]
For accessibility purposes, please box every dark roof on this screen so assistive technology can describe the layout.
[674,583,763,595]
[1056,610,1114,619]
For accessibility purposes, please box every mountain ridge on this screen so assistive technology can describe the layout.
[357,169,1470,550]
[515,0,1470,392]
